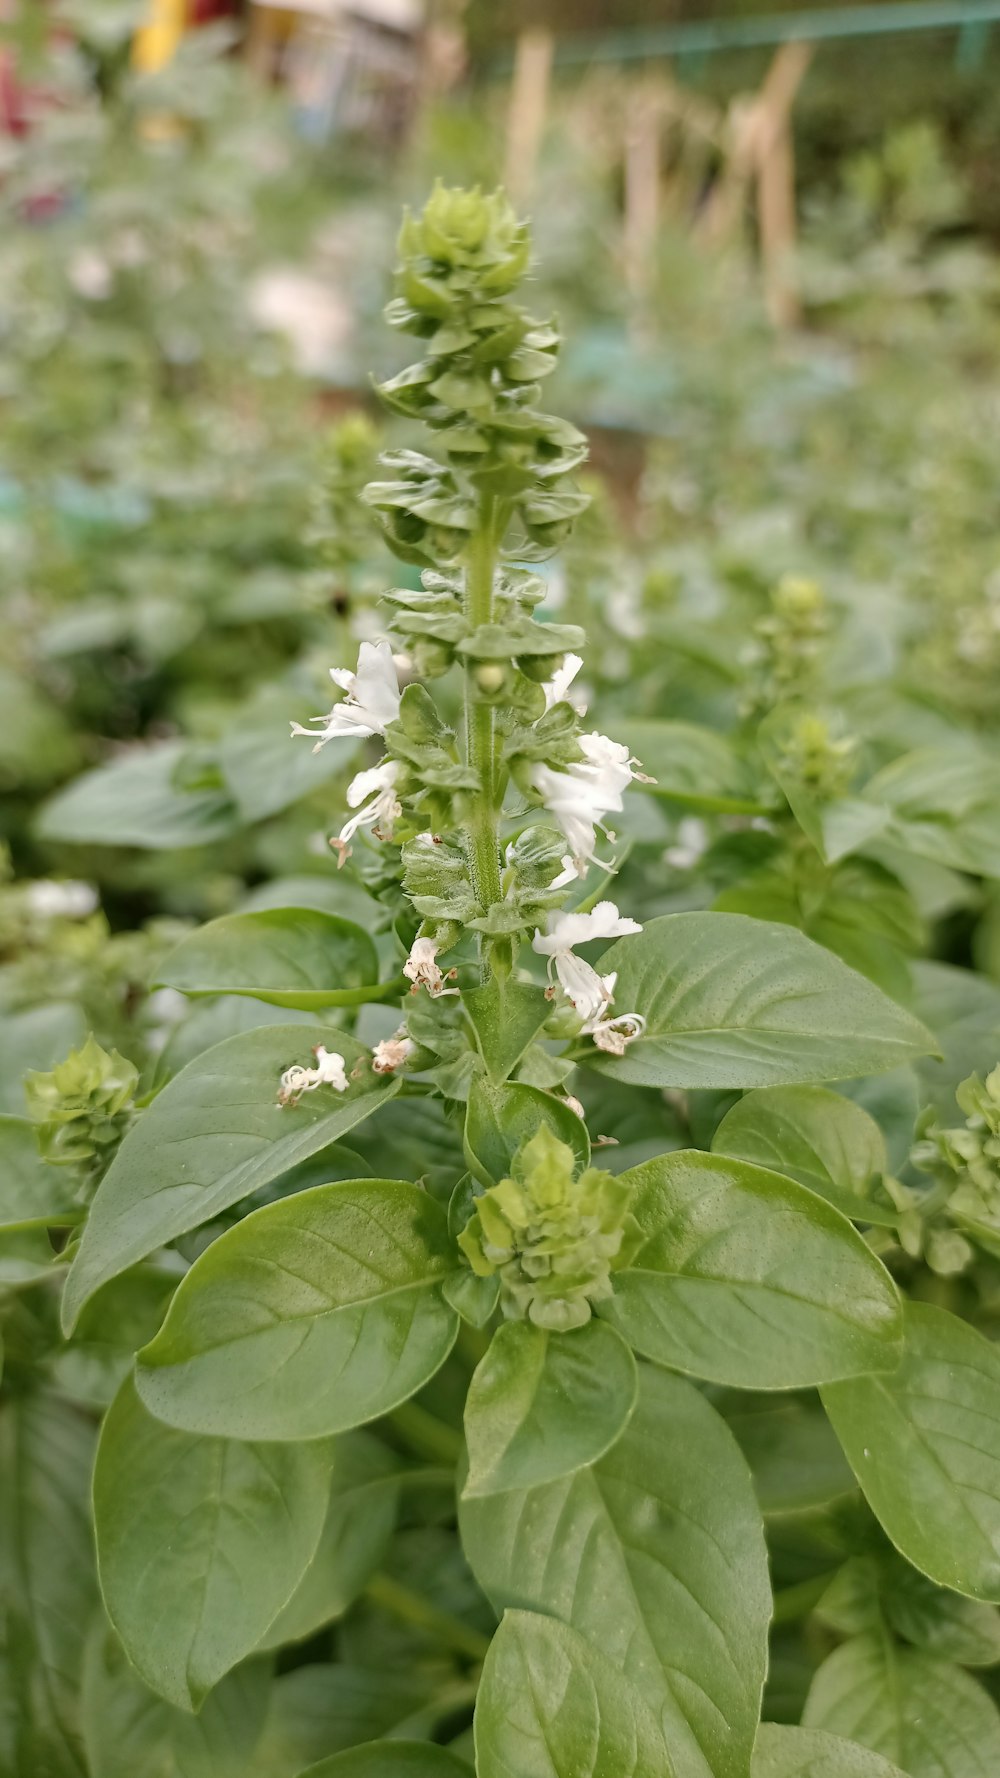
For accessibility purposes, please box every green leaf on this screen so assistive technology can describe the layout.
[81,1633,273,1778]
[618,718,767,814]
[884,1563,1000,1668]
[0,1391,97,1777]
[156,908,385,1010]
[94,1377,331,1710]
[252,1666,432,1775]
[299,1744,471,1777]
[463,1319,637,1498]
[463,978,550,1084]
[36,742,238,850]
[752,1722,908,1778]
[712,1087,898,1226]
[589,914,935,1089]
[464,1078,588,1189]
[219,686,359,824]
[460,1362,770,1778]
[136,1179,458,1440]
[803,1634,1000,1777]
[0,1115,77,1231]
[474,1609,675,1778]
[62,1022,399,1332]
[864,745,1000,880]
[0,1003,87,1116]
[822,1302,1000,1602]
[598,1151,902,1389]
[912,960,1000,1117]
[720,1393,856,1514]
[258,1433,400,1649]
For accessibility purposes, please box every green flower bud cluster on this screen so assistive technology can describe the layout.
[363,183,589,566]
[911,1064,1000,1269]
[24,1034,138,1189]
[773,712,859,802]
[457,1125,640,1331]
[743,575,830,719]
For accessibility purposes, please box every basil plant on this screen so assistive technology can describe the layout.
[11,185,1000,1778]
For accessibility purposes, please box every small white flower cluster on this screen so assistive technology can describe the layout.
[292,642,404,867]
[532,902,646,1056]
[533,655,647,880]
[278,1045,348,1106]
[403,936,458,997]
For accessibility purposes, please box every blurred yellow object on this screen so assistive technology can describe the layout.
[133,0,190,74]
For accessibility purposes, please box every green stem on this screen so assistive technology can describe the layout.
[388,1398,464,1465]
[464,495,503,924]
[365,1573,491,1663]
[770,1569,838,1627]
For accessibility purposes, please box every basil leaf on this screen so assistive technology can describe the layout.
[81,1633,272,1778]
[464,1078,588,1188]
[823,1302,1000,1602]
[298,1746,471,1777]
[599,1151,902,1389]
[590,913,935,1089]
[753,1722,908,1777]
[0,1115,77,1231]
[36,741,238,850]
[475,1609,674,1777]
[136,1179,458,1440]
[619,718,767,814]
[803,1634,1000,1777]
[62,1022,399,1332]
[460,1362,769,1778]
[156,908,385,1010]
[463,1319,637,1498]
[712,1086,899,1226]
[94,1377,331,1709]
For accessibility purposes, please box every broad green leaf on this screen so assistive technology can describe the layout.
[0,1002,87,1116]
[51,1266,176,1409]
[912,960,1000,1117]
[752,1722,908,1778]
[156,908,383,1010]
[136,1179,458,1440]
[885,1563,1000,1668]
[240,874,381,925]
[463,978,550,1084]
[720,1393,856,1514]
[36,742,238,850]
[617,718,767,814]
[81,1633,273,1778]
[62,1022,399,1332]
[258,1432,400,1649]
[475,1609,675,1778]
[460,1362,770,1778]
[712,1087,898,1226]
[464,1078,589,1188]
[219,686,359,823]
[864,745,1000,880]
[0,1391,97,1777]
[0,1115,77,1231]
[463,1319,637,1498]
[252,1666,431,1776]
[149,997,315,1088]
[822,1302,1000,1602]
[803,1634,1000,1777]
[598,1151,901,1389]
[299,1744,471,1777]
[589,914,934,1089]
[94,1377,331,1710]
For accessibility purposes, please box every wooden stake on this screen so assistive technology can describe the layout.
[754,41,814,328]
[504,27,553,202]
[623,80,663,303]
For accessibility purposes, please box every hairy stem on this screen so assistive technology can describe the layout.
[464,494,503,927]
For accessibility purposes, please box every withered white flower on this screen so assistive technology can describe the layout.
[278,1045,349,1106]
[532,901,642,1025]
[331,760,402,866]
[583,1011,647,1055]
[533,731,640,876]
[372,1032,415,1074]
[403,936,458,997]
[291,640,401,751]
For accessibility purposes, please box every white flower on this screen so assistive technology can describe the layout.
[291,641,401,751]
[26,879,98,919]
[584,1012,646,1055]
[533,901,642,1024]
[542,653,585,713]
[372,1032,415,1074]
[533,731,639,876]
[278,1045,349,1106]
[403,936,458,997]
[549,854,579,891]
[331,760,402,866]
